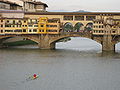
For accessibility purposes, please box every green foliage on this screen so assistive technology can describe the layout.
[64,23,73,32]
[74,23,83,31]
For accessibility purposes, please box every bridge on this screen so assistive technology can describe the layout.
[0,11,120,51]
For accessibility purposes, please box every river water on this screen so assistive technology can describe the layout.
[0,37,120,90]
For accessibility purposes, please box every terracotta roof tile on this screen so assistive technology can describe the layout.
[25,1,48,7]
[0,0,22,6]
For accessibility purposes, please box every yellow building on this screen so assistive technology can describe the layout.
[0,18,29,34]
[0,17,61,35]
[22,18,28,34]
[38,17,47,34]
[38,17,60,34]
[4,18,23,34]
[0,17,5,34]
[28,18,38,34]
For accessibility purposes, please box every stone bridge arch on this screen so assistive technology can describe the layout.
[113,36,120,50]
[116,42,120,50]
[0,35,41,45]
[0,33,118,51]
[49,33,102,49]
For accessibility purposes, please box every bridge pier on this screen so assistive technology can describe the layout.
[0,39,4,48]
[38,34,56,49]
[38,42,55,49]
[102,35,115,51]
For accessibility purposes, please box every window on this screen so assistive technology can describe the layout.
[7,20,9,23]
[33,29,37,32]
[41,25,44,27]
[5,25,11,27]
[35,19,38,24]
[13,20,15,24]
[47,30,57,32]
[18,20,21,23]
[1,30,3,33]
[86,16,96,21]
[23,29,26,32]
[30,19,32,23]
[14,29,22,32]
[5,30,13,32]
[75,16,84,20]
[113,31,115,33]
[24,20,26,23]
[1,20,3,22]
[52,25,57,27]
[34,25,38,27]
[29,29,32,32]
[47,25,57,27]
[64,16,73,20]
[39,30,44,32]
[29,25,32,27]
[1,25,3,27]
[46,25,49,27]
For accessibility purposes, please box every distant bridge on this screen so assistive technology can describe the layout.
[0,11,120,51]
[0,31,120,51]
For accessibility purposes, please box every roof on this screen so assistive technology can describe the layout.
[0,0,22,6]
[33,1,48,7]
[0,10,24,13]
[25,12,120,16]
[0,16,29,20]
[0,17,24,19]
[25,1,48,7]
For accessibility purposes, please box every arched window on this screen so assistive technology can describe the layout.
[85,23,93,32]
[63,22,73,32]
[74,22,84,32]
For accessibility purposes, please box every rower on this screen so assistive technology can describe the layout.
[33,74,37,78]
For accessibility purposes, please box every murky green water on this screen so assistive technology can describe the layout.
[0,37,120,90]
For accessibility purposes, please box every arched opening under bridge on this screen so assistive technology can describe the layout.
[115,42,120,52]
[56,37,102,51]
[0,36,38,47]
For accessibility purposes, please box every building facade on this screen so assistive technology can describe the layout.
[93,17,120,35]
[22,0,48,12]
[0,0,48,12]
[0,0,22,10]
[0,16,60,35]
